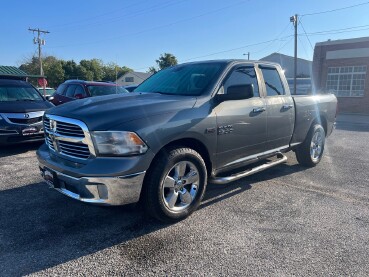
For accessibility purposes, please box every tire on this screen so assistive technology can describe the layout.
[295,123,326,167]
[142,147,207,222]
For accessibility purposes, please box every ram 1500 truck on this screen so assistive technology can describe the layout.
[37,60,337,222]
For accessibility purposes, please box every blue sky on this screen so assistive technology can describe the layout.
[1,0,369,71]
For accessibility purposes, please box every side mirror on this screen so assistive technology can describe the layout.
[46,96,54,101]
[216,84,254,102]
[74,94,84,99]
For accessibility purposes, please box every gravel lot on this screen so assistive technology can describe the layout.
[0,119,368,276]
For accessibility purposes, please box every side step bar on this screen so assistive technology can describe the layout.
[210,153,288,185]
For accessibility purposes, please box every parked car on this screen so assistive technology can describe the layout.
[37,60,337,222]
[123,84,138,92]
[37,87,56,98]
[50,80,128,106]
[0,77,53,144]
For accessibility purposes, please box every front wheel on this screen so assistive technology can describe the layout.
[142,147,207,222]
[295,124,326,167]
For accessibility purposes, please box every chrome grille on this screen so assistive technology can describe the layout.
[45,136,55,151]
[43,115,95,160]
[58,140,90,159]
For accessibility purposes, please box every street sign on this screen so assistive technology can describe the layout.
[38,78,47,87]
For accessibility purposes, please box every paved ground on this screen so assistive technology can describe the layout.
[0,118,368,276]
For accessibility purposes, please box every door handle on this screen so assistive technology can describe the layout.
[252,107,266,113]
[282,104,293,110]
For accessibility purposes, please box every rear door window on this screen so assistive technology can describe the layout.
[65,85,77,98]
[73,85,86,98]
[55,84,67,95]
[260,67,285,96]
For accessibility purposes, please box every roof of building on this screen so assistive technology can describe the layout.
[0,66,28,76]
[315,36,369,47]
[260,52,312,62]
[120,71,153,81]
[0,65,44,78]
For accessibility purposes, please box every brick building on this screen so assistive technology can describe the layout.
[313,37,369,114]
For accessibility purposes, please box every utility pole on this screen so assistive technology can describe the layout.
[243,52,250,60]
[290,14,298,95]
[28,28,49,77]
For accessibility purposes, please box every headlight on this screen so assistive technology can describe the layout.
[91,131,148,156]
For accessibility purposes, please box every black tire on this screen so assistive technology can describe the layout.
[142,147,207,222]
[295,124,326,167]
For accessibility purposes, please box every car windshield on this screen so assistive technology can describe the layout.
[134,63,225,96]
[37,88,55,96]
[0,84,43,102]
[87,85,128,96]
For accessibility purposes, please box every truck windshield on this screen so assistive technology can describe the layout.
[0,84,43,102]
[135,63,225,96]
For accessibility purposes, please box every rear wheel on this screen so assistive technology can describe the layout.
[296,124,326,167]
[142,147,207,222]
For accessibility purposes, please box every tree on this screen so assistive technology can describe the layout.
[102,63,132,82]
[148,53,178,73]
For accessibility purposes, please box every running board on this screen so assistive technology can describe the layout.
[210,153,288,185]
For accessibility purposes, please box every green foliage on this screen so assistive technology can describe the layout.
[148,53,178,73]
[18,55,133,87]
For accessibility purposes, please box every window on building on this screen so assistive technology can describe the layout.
[326,66,367,97]
[125,77,134,82]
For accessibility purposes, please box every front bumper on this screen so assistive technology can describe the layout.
[39,165,145,205]
[37,143,153,206]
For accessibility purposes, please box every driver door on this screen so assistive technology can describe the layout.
[214,65,267,170]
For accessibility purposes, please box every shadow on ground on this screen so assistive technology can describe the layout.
[0,160,306,275]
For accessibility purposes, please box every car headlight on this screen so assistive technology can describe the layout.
[91,131,148,156]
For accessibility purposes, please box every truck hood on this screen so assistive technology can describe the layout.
[0,100,53,113]
[47,92,197,130]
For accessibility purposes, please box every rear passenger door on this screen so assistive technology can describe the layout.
[259,65,294,150]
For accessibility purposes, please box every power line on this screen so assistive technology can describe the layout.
[51,0,185,32]
[298,20,314,50]
[304,23,369,35]
[48,0,251,48]
[48,0,147,29]
[301,1,369,16]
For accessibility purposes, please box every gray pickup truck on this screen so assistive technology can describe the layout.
[37,60,337,222]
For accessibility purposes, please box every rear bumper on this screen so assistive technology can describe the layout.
[39,165,146,205]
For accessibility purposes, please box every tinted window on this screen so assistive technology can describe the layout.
[223,67,259,97]
[261,67,285,96]
[87,85,127,96]
[135,63,225,96]
[65,85,77,98]
[74,85,86,98]
[55,84,66,95]
[0,84,43,102]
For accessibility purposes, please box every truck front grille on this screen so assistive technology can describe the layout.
[43,115,95,160]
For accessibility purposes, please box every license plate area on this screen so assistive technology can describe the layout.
[43,168,59,188]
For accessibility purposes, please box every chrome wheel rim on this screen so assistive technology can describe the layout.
[162,161,199,212]
[310,129,324,162]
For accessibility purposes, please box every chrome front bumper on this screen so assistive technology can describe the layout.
[39,166,146,205]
